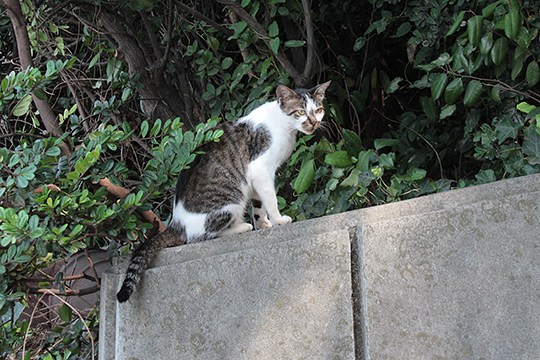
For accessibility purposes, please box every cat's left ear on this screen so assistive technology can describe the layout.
[276,85,298,104]
[313,81,331,102]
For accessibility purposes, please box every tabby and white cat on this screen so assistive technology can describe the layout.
[117,81,331,302]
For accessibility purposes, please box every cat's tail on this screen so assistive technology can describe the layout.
[117,227,185,303]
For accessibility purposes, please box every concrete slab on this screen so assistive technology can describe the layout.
[100,174,540,359]
[102,230,355,360]
[357,190,540,359]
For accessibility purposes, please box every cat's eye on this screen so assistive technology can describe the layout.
[315,108,324,114]
[296,110,306,116]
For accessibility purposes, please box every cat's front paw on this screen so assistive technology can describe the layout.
[274,215,292,225]
[257,218,273,229]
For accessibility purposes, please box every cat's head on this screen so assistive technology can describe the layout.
[276,81,331,134]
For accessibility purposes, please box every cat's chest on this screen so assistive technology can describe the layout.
[263,128,295,168]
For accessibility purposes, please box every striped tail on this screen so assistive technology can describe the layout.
[117,227,185,302]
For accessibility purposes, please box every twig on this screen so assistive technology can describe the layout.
[28,285,100,296]
[446,69,540,104]
[175,0,233,37]
[22,293,47,359]
[0,132,45,139]
[156,0,174,76]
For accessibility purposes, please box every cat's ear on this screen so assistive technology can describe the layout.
[276,85,298,103]
[313,81,331,102]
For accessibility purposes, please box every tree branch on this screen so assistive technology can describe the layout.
[215,0,309,87]
[98,177,166,232]
[301,0,315,81]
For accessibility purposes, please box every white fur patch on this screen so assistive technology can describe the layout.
[172,200,207,240]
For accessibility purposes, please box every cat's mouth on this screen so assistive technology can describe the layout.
[301,122,319,134]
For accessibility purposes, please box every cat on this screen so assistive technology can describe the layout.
[116,81,331,302]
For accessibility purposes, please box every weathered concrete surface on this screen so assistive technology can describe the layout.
[101,230,355,360]
[356,179,540,360]
[100,174,540,359]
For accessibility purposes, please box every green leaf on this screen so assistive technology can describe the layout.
[393,22,411,38]
[495,118,521,144]
[340,168,361,187]
[229,21,247,38]
[284,40,306,48]
[374,138,400,151]
[58,304,72,323]
[444,78,464,105]
[517,102,536,114]
[221,57,233,70]
[475,169,496,184]
[511,54,524,80]
[523,126,540,165]
[406,167,426,181]
[46,146,61,157]
[504,9,521,40]
[446,11,466,37]
[268,21,279,38]
[29,228,44,239]
[491,85,502,103]
[467,16,483,47]
[386,77,402,94]
[325,151,353,168]
[13,95,32,117]
[378,153,395,169]
[89,52,101,69]
[420,96,437,121]
[491,38,509,66]
[526,61,540,87]
[293,158,315,194]
[269,37,280,55]
[16,176,29,188]
[463,80,483,108]
[431,73,448,100]
[479,32,493,55]
[440,104,456,119]
[353,37,366,52]
[482,0,503,18]
[140,121,149,138]
[356,150,377,171]
[342,129,363,156]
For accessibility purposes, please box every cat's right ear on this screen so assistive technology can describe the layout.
[276,85,297,103]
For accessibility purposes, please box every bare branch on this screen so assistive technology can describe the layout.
[301,0,315,81]
[139,10,164,60]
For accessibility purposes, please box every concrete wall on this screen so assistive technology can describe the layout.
[100,174,540,359]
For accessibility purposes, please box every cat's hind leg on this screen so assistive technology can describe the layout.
[205,205,253,237]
